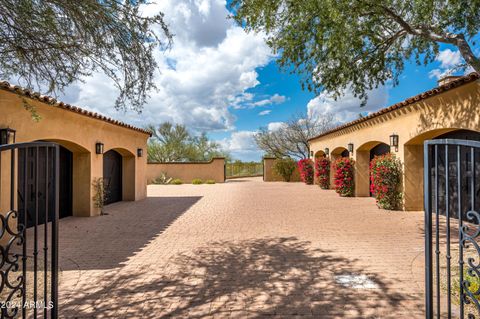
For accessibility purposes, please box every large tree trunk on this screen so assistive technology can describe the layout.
[455,36,480,73]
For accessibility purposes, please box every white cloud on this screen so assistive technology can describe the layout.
[232,93,287,109]
[258,110,271,116]
[436,49,462,69]
[219,130,262,160]
[307,86,389,123]
[267,122,286,131]
[429,49,466,80]
[59,0,273,132]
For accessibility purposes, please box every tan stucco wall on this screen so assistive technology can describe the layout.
[0,89,149,217]
[309,80,480,210]
[263,157,301,182]
[146,158,226,184]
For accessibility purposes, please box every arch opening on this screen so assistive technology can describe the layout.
[354,141,390,197]
[103,148,136,204]
[404,129,480,210]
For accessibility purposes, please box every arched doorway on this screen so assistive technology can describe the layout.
[103,149,123,205]
[369,143,390,196]
[404,129,480,210]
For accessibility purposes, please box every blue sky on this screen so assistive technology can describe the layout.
[58,0,478,162]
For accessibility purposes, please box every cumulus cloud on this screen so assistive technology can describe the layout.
[59,0,273,132]
[258,110,271,116]
[232,93,287,109]
[428,48,466,80]
[219,130,262,160]
[267,122,286,131]
[307,86,389,123]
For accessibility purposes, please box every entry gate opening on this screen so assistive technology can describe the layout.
[0,142,59,318]
[424,139,480,318]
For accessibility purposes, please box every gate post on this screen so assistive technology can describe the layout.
[424,141,433,319]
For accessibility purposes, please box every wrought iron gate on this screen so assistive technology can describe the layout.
[425,139,480,318]
[0,142,59,318]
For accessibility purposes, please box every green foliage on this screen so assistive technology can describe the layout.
[152,172,172,185]
[0,0,172,112]
[192,178,204,184]
[226,160,263,177]
[205,179,216,184]
[273,157,296,182]
[171,179,183,185]
[147,122,230,162]
[230,0,480,104]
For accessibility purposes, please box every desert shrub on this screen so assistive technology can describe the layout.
[192,178,204,184]
[152,172,172,185]
[333,157,355,197]
[298,159,314,185]
[315,157,330,189]
[92,177,108,215]
[205,179,216,184]
[171,178,183,185]
[370,153,403,210]
[273,157,296,182]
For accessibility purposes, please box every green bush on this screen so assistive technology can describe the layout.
[205,179,216,184]
[273,157,296,182]
[171,178,183,185]
[192,178,204,184]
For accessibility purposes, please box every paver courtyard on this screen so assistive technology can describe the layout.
[58,178,425,318]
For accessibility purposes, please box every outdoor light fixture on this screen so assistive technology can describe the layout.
[137,148,143,157]
[347,143,354,154]
[310,150,314,157]
[390,133,399,152]
[95,142,104,154]
[0,127,16,145]
[324,147,330,156]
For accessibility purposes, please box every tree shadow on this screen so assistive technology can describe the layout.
[23,196,202,271]
[61,237,423,318]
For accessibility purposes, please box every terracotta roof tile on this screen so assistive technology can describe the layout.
[0,80,152,136]
[308,72,480,141]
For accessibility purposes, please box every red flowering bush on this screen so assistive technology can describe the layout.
[298,159,314,184]
[370,153,403,210]
[315,157,330,189]
[333,157,355,196]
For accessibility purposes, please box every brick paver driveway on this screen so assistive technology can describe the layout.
[59,177,425,318]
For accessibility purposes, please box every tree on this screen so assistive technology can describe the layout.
[255,112,334,160]
[0,0,172,112]
[147,122,230,162]
[230,0,480,104]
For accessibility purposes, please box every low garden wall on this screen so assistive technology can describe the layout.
[146,157,226,184]
[263,157,301,182]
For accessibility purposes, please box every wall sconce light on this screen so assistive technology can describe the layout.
[0,127,16,145]
[324,147,329,156]
[310,150,314,157]
[347,143,354,154]
[95,142,104,154]
[390,133,399,152]
[137,148,143,157]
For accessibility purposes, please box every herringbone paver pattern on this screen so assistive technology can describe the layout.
[58,177,425,318]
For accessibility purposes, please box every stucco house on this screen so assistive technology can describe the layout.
[308,72,480,211]
[0,81,151,219]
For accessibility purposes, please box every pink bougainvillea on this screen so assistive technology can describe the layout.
[298,159,314,185]
[315,157,330,189]
[333,157,355,197]
[370,153,403,210]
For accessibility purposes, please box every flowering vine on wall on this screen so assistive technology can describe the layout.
[370,153,403,210]
[298,159,314,185]
[333,157,355,196]
[315,157,330,189]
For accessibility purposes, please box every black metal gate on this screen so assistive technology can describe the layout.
[0,142,59,318]
[425,139,480,318]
